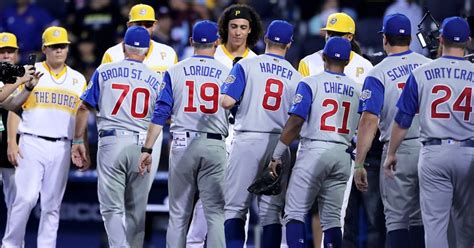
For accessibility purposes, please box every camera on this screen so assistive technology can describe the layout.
[0,54,36,84]
[416,10,440,59]
[0,62,26,84]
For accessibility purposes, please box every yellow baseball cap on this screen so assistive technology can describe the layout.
[321,13,356,34]
[42,26,71,46]
[129,4,156,22]
[0,32,18,49]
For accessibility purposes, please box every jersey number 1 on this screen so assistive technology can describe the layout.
[320,99,351,134]
[111,83,150,118]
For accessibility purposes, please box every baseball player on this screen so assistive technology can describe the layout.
[354,13,430,248]
[384,16,474,248]
[269,37,361,248]
[0,32,42,245]
[100,5,177,243]
[186,4,263,246]
[137,21,229,248]
[72,26,162,248]
[298,12,374,247]
[220,20,301,248]
[2,26,87,248]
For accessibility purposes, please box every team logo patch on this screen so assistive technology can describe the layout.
[293,94,303,104]
[360,89,371,101]
[1,35,8,42]
[234,10,240,16]
[53,30,61,37]
[225,75,236,84]
[330,17,337,25]
[139,8,147,16]
[86,81,93,90]
[73,78,78,85]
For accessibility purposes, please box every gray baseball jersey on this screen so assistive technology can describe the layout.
[166,56,230,136]
[83,59,162,132]
[295,71,361,145]
[359,50,431,141]
[396,56,474,247]
[221,54,302,133]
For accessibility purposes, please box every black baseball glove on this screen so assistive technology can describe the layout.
[247,165,282,196]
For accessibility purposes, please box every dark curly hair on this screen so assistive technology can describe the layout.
[217,4,263,49]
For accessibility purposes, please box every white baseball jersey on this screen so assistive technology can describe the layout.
[290,71,361,145]
[214,44,257,69]
[81,59,162,133]
[221,53,302,133]
[359,50,431,141]
[18,62,87,139]
[151,55,230,136]
[396,56,474,141]
[101,40,177,77]
[299,50,373,85]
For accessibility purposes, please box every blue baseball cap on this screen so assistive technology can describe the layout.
[265,20,294,44]
[440,16,470,42]
[192,20,219,44]
[379,13,411,36]
[323,37,351,60]
[124,26,150,48]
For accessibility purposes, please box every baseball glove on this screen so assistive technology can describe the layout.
[247,165,282,196]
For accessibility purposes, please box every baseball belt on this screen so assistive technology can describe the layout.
[22,132,69,142]
[422,138,474,147]
[185,131,223,140]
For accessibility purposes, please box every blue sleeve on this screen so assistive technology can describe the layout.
[151,72,173,126]
[396,74,419,116]
[81,70,100,110]
[289,81,313,120]
[220,63,246,101]
[394,74,419,128]
[358,76,384,115]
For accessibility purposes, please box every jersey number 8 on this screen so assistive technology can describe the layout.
[262,79,284,111]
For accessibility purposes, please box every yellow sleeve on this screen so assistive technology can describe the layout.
[298,60,310,77]
[101,52,112,64]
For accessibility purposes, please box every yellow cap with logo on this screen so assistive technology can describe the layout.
[42,26,71,46]
[321,13,356,34]
[129,4,156,22]
[0,32,18,49]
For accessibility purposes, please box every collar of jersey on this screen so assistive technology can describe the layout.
[42,62,67,79]
[441,55,465,61]
[325,70,346,76]
[388,50,412,57]
[221,44,250,60]
[265,53,285,59]
[193,55,214,59]
[144,41,154,60]
[125,58,142,63]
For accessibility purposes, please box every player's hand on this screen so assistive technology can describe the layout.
[138,153,152,176]
[25,71,44,89]
[7,142,22,167]
[268,158,282,179]
[71,144,89,171]
[383,154,397,179]
[354,167,368,192]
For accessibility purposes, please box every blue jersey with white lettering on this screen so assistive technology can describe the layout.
[151,55,230,136]
[396,56,474,141]
[359,50,430,141]
[81,59,162,132]
[221,53,301,133]
[290,71,361,145]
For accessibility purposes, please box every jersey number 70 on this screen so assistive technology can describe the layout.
[111,83,150,118]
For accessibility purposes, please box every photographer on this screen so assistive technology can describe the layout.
[0,32,42,246]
